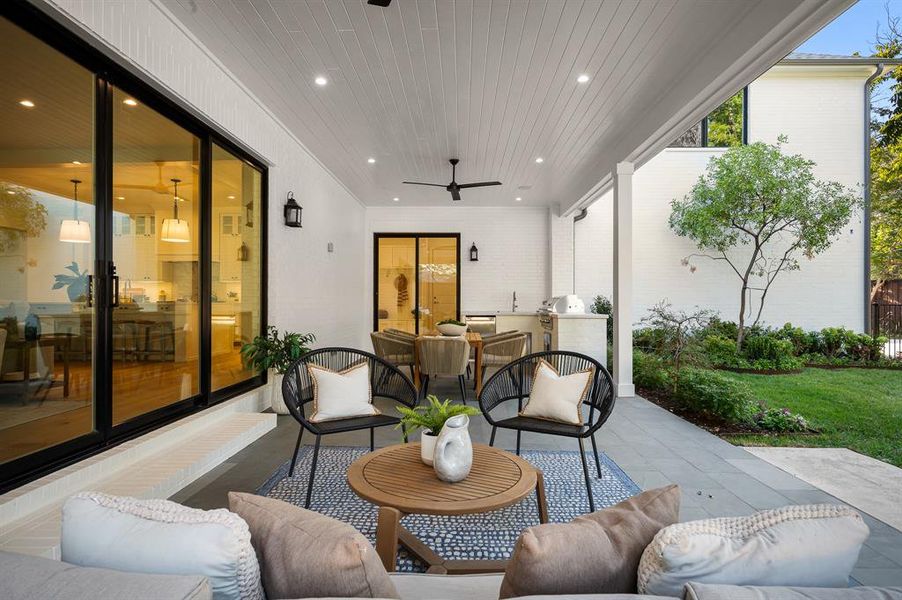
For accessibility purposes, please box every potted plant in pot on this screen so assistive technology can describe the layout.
[241,326,315,414]
[396,395,479,465]
[436,318,467,336]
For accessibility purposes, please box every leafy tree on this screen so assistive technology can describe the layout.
[869,8,902,295]
[638,300,714,389]
[706,91,744,147]
[0,183,47,253]
[670,137,860,347]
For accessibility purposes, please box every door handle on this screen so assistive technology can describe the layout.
[86,275,93,307]
[110,264,120,308]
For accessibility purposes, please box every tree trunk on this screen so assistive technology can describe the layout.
[737,282,748,349]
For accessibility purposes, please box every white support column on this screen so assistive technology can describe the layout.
[613,161,635,397]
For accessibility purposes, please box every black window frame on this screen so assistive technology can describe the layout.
[0,2,268,492]
[671,87,749,148]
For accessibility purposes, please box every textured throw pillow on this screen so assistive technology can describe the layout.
[61,492,262,600]
[684,582,902,600]
[499,485,681,599]
[228,492,399,599]
[519,359,594,425]
[638,504,870,597]
[308,361,378,422]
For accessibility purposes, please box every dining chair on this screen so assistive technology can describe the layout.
[370,331,415,379]
[480,332,528,383]
[416,336,470,403]
[477,350,616,512]
[281,347,418,508]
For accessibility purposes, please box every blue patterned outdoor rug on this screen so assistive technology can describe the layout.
[257,446,639,572]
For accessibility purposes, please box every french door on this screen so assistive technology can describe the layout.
[374,234,460,334]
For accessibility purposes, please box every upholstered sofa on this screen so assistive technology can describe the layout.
[2,551,901,600]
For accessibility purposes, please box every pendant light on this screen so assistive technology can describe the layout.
[59,178,91,243]
[160,178,190,243]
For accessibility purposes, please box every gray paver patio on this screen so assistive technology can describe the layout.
[173,381,902,586]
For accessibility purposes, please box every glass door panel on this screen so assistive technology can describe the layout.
[111,87,200,425]
[376,237,417,334]
[417,237,459,332]
[211,143,262,391]
[0,16,96,463]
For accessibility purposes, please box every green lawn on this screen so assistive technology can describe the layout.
[721,368,902,468]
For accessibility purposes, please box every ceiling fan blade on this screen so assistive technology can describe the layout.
[450,188,461,201]
[457,181,502,189]
[402,181,448,187]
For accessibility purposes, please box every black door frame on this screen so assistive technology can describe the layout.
[0,2,268,492]
[373,233,461,334]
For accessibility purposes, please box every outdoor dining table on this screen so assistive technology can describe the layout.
[412,331,484,394]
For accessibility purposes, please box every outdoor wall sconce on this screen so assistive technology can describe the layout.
[245,201,254,228]
[284,191,302,228]
[469,242,479,262]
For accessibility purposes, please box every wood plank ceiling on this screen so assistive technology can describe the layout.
[162,0,844,208]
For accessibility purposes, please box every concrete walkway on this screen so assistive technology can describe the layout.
[175,386,902,587]
[746,447,902,532]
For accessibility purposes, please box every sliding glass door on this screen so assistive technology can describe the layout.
[374,234,460,334]
[0,8,267,491]
[111,86,201,425]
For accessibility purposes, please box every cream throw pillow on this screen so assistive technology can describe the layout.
[638,504,869,597]
[519,359,593,425]
[308,362,379,422]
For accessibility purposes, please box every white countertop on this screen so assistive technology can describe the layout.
[463,310,608,319]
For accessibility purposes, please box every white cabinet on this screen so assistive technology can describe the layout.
[218,213,242,282]
[114,214,159,282]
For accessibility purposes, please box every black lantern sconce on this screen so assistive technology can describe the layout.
[245,201,254,228]
[284,192,302,228]
[469,242,479,262]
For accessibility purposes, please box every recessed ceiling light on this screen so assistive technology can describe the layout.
[227,195,235,199]
[515,197,522,202]
[367,157,376,164]
[7,190,15,195]
[116,196,125,200]
[535,157,544,164]
[72,160,82,165]
[393,197,399,202]
[577,74,590,83]
[18,99,35,108]
[314,76,328,86]
[123,98,138,106]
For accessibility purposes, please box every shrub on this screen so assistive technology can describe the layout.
[674,367,756,424]
[702,335,741,366]
[820,327,851,358]
[773,323,818,355]
[753,406,809,433]
[846,333,888,363]
[633,349,671,391]
[698,317,739,341]
[590,294,614,340]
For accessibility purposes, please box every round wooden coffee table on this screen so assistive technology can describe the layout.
[347,442,548,574]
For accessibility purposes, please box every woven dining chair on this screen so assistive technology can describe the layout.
[416,336,470,403]
[370,331,415,379]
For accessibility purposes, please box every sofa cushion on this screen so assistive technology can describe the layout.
[499,485,681,599]
[61,492,262,600]
[638,504,869,597]
[308,362,378,422]
[229,492,398,599]
[390,573,502,600]
[0,550,211,600]
[683,582,902,600]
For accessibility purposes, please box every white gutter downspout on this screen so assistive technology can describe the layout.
[864,63,885,333]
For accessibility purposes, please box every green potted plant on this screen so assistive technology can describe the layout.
[396,395,479,465]
[241,326,315,414]
[52,262,90,304]
[436,318,467,336]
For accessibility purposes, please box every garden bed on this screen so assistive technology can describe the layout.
[715,366,804,375]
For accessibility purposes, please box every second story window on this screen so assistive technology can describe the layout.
[670,88,747,148]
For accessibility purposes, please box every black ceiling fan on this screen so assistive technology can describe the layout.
[403,159,502,201]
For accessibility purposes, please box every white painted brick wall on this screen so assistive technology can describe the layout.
[366,206,549,315]
[575,67,868,332]
[46,0,369,347]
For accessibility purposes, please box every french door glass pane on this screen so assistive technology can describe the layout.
[111,87,200,425]
[417,237,458,332]
[0,17,96,463]
[376,237,417,334]
[211,144,262,391]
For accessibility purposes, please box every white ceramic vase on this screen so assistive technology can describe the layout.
[269,371,290,415]
[433,414,473,482]
[420,431,438,465]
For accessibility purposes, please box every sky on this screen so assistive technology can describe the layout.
[796,0,897,56]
